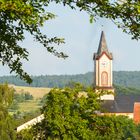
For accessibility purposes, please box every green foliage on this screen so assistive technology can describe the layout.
[39,94,47,106]
[0,1,139,83]
[113,71,140,89]
[15,91,33,102]
[0,83,14,107]
[0,73,93,87]
[0,84,16,140]
[18,85,100,139]
[9,100,19,111]
[136,124,140,137]
[91,115,138,140]
[0,115,16,140]
[115,85,140,95]
[18,85,140,139]
[24,92,33,100]
[13,93,31,103]
[0,0,67,83]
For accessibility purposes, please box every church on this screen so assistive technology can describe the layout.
[93,31,140,124]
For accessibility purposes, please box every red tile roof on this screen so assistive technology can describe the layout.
[134,102,140,124]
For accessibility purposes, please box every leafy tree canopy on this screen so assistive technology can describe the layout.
[18,85,140,140]
[0,0,139,83]
[0,84,16,140]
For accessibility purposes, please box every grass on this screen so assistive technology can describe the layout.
[18,100,41,112]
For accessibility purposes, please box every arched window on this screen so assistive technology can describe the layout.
[101,71,108,86]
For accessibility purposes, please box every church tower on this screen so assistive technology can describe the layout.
[93,31,114,95]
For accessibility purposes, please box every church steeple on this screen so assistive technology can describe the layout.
[93,31,114,97]
[94,31,113,60]
[97,31,109,55]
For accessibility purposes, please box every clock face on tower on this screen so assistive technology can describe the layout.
[101,61,108,67]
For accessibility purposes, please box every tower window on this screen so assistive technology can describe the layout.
[101,71,108,86]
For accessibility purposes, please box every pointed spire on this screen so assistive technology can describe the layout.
[97,31,109,55]
[93,31,113,60]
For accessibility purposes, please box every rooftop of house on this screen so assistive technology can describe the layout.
[102,94,140,113]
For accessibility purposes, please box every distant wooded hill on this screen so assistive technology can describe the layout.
[0,71,140,88]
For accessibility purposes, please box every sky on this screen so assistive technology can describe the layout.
[0,3,140,76]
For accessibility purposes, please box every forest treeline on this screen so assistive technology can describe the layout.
[0,71,140,89]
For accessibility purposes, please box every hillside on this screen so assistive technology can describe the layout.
[1,71,140,89]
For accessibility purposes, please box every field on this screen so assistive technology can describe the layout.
[18,100,42,112]
[11,85,51,99]
[10,85,51,113]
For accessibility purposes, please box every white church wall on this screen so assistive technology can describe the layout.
[98,54,112,87]
[95,60,99,86]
